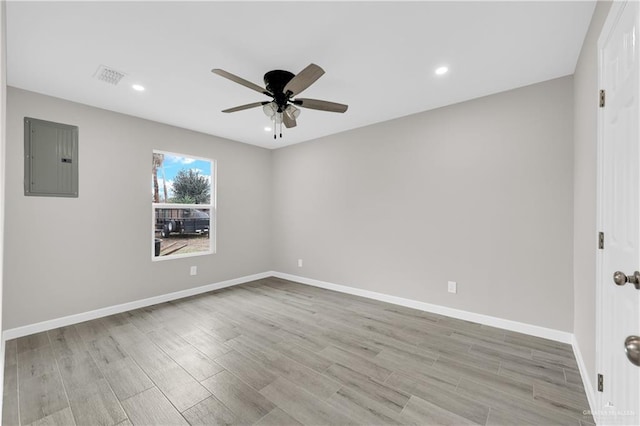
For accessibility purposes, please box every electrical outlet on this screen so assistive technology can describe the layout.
[448,281,457,294]
[190,266,197,276]
[298,259,303,268]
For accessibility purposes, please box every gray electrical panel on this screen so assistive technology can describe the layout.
[24,117,78,197]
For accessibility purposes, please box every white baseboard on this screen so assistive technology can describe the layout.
[272,271,573,344]
[572,335,598,423]
[3,269,574,346]
[2,271,272,341]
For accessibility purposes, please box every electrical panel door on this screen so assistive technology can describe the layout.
[24,117,78,197]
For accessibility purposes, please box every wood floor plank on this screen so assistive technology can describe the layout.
[503,333,574,358]
[438,317,506,340]
[456,377,581,425]
[172,349,223,381]
[260,377,353,426]
[228,335,341,399]
[201,370,275,424]
[321,325,384,359]
[101,357,155,401]
[531,348,580,371]
[273,341,333,373]
[417,330,475,354]
[326,385,405,425]
[75,319,111,343]
[180,328,232,359]
[57,352,104,390]
[146,364,211,412]
[469,341,537,367]
[392,359,462,388]
[401,395,480,426]
[19,372,69,425]
[435,346,501,374]
[564,368,587,390]
[433,354,534,400]
[121,387,188,425]
[5,339,18,367]
[275,328,329,353]
[48,327,88,360]
[108,324,149,349]
[532,380,592,420]
[255,407,302,425]
[123,308,161,333]
[269,356,342,400]
[319,345,392,382]
[18,346,57,382]
[499,357,568,386]
[100,313,130,329]
[169,348,224,382]
[215,349,277,391]
[27,407,76,426]
[3,360,19,426]
[124,341,174,373]
[385,371,490,425]
[182,395,239,425]
[373,346,437,376]
[17,332,50,354]
[86,336,129,371]
[323,363,411,413]
[66,378,127,426]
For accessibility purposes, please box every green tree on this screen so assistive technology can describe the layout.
[172,169,210,204]
[152,152,164,203]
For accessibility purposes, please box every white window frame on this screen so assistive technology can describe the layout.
[151,150,217,261]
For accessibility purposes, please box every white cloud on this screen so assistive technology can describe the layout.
[167,155,196,165]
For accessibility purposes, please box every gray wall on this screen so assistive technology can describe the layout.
[4,74,579,334]
[0,0,7,398]
[3,87,272,330]
[273,76,575,331]
[573,0,612,383]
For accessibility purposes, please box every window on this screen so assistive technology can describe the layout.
[152,151,216,260]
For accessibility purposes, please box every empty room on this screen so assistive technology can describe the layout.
[0,1,639,425]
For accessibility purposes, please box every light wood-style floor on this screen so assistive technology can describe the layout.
[3,277,593,425]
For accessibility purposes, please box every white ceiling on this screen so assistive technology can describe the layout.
[6,1,595,149]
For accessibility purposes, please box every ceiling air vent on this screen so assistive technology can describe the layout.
[94,65,126,85]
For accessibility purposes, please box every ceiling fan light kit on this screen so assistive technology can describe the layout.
[212,63,348,139]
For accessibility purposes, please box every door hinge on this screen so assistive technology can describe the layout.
[598,373,604,392]
[600,89,606,107]
[599,232,604,249]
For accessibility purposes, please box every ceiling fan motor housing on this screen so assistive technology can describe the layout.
[264,70,295,111]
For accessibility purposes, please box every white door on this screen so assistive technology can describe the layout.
[598,1,640,425]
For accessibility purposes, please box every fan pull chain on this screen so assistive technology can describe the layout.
[280,120,283,138]
[273,118,276,140]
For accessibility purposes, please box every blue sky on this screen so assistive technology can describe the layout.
[161,154,211,182]
[153,153,212,202]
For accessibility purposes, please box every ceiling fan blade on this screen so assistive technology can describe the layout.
[294,98,348,113]
[221,101,268,113]
[283,113,297,128]
[212,69,272,96]
[283,63,325,97]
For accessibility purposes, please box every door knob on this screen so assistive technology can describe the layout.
[625,336,640,367]
[612,271,640,289]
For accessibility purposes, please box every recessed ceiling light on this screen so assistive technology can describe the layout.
[435,66,449,76]
[132,84,145,91]
[264,126,272,132]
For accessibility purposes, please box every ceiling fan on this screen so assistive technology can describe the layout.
[212,63,348,139]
